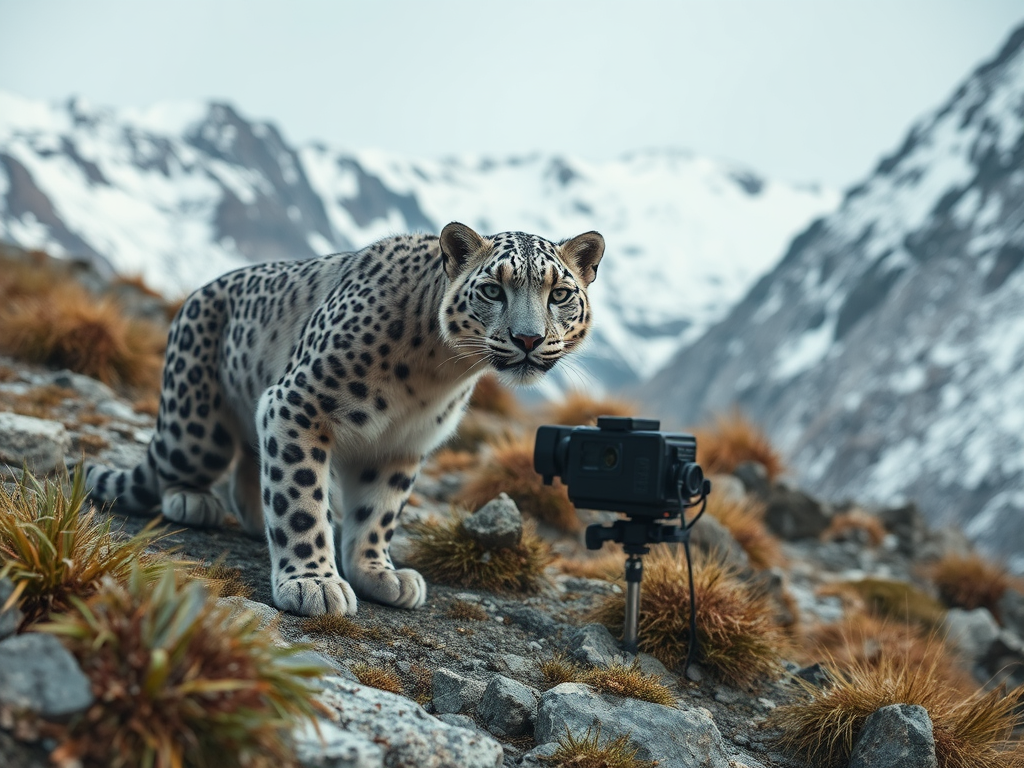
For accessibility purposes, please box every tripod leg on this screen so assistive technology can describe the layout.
[623,555,643,654]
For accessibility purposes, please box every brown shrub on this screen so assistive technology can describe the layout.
[456,436,579,532]
[589,547,787,686]
[556,543,625,581]
[820,578,947,632]
[822,510,887,547]
[0,284,165,391]
[469,373,518,416]
[691,410,785,480]
[926,553,1013,615]
[705,494,782,570]
[546,390,636,427]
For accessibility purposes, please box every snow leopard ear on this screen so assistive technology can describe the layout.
[439,222,487,279]
[560,231,605,286]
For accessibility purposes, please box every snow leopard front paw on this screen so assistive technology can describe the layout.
[348,566,427,609]
[273,574,358,616]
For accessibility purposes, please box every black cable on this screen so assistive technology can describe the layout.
[679,483,708,676]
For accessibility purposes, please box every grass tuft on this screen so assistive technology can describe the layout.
[0,468,170,628]
[189,563,253,599]
[692,410,785,481]
[546,390,636,427]
[540,725,658,768]
[773,645,1024,768]
[300,613,367,639]
[539,656,675,706]
[42,567,323,768]
[469,373,519,416]
[541,655,584,689]
[705,494,782,570]
[425,448,479,476]
[589,547,786,686]
[406,513,552,594]
[456,436,579,532]
[556,544,625,581]
[350,663,404,694]
[820,578,947,631]
[0,284,166,390]
[925,553,1013,615]
[446,599,489,621]
[822,509,887,547]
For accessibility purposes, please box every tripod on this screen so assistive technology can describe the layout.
[585,483,709,671]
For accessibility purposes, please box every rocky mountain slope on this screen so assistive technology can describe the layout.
[0,91,837,391]
[641,24,1024,570]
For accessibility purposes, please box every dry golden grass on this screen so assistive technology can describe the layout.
[538,656,675,706]
[469,373,519,416]
[820,578,947,632]
[773,642,1024,768]
[540,725,658,768]
[589,547,787,686]
[0,468,170,628]
[445,599,489,621]
[0,284,166,391]
[406,513,552,594]
[425,448,480,476]
[691,410,785,480]
[456,436,579,532]
[300,613,367,639]
[189,563,253,599]
[926,553,1014,615]
[822,509,887,547]
[541,655,583,689]
[350,663,403,694]
[546,390,636,427]
[42,567,322,768]
[556,543,625,581]
[705,494,782,570]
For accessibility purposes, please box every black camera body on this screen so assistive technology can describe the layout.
[534,416,705,518]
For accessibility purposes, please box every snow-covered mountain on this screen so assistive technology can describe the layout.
[642,24,1024,569]
[0,91,837,392]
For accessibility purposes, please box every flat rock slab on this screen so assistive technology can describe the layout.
[0,412,71,475]
[313,676,502,768]
[0,633,93,718]
[536,683,730,768]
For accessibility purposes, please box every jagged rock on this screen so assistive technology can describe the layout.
[690,514,750,572]
[477,675,538,737]
[733,461,771,500]
[313,676,503,768]
[764,485,831,540]
[519,742,558,768]
[794,663,833,687]
[997,588,1024,637]
[849,704,937,768]
[0,633,94,718]
[877,502,926,556]
[463,493,523,550]
[0,578,23,640]
[536,683,731,768]
[0,412,71,474]
[566,623,624,667]
[943,607,1000,662]
[432,668,487,714]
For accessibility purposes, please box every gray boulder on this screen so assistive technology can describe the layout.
[690,514,750,572]
[566,623,624,668]
[310,676,503,768]
[0,633,94,718]
[432,668,487,715]
[764,485,831,540]
[536,683,730,768]
[477,675,538,738]
[997,588,1024,637]
[943,607,1000,662]
[877,502,927,556]
[294,719,384,768]
[0,578,24,640]
[463,493,523,550]
[733,461,770,500]
[0,412,71,475]
[849,704,937,768]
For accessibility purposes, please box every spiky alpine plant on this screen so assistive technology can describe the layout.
[40,566,326,768]
[0,467,169,628]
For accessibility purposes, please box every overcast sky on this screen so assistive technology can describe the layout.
[2,0,1022,188]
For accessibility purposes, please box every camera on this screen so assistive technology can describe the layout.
[534,416,705,517]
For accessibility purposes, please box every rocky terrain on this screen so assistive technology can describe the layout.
[3,341,1024,767]
[640,23,1024,572]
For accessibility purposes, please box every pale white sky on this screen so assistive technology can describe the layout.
[1,0,1022,188]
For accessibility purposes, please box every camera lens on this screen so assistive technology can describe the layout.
[603,446,619,469]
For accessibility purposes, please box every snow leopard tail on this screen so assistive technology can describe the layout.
[84,442,162,512]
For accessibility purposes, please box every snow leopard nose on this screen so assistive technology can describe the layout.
[510,331,544,352]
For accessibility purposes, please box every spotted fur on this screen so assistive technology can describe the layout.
[86,222,604,616]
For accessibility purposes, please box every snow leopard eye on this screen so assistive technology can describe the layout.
[480,284,505,302]
[549,287,570,304]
